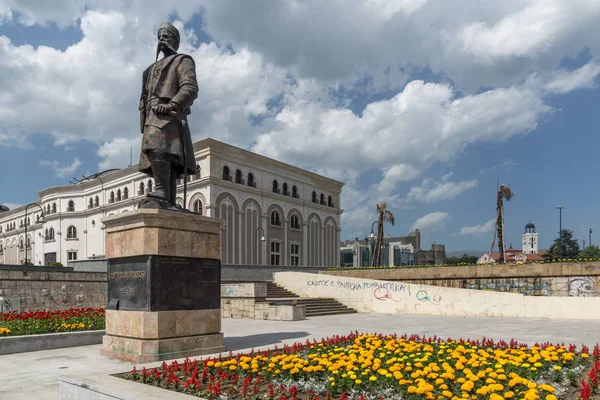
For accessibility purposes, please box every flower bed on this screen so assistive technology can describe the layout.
[120,332,599,399]
[0,308,105,336]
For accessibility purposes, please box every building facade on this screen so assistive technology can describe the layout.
[0,138,344,267]
[477,222,545,264]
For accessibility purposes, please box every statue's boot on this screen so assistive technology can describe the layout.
[139,159,178,210]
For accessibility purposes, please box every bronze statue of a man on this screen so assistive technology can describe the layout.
[138,23,198,210]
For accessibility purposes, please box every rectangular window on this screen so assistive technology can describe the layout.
[270,241,281,266]
[290,243,300,266]
[67,251,77,261]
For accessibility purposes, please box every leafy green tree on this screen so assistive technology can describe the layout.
[459,254,479,264]
[579,245,600,259]
[544,229,580,259]
[445,256,460,265]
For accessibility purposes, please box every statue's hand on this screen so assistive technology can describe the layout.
[156,103,176,115]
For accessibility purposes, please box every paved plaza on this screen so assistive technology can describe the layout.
[1,313,600,400]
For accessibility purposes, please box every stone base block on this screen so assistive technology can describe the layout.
[105,309,221,339]
[100,332,225,364]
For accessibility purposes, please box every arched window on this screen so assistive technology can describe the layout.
[328,195,333,207]
[45,228,48,239]
[109,191,115,204]
[19,220,23,228]
[139,181,145,195]
[270,210,282,226]
[235,169,243,184]
[195,164,201,178]
[94,196,99,207]
[247,173,255,188]
[36,215,40,223]
[320,193,325,205]
[123,187,128,199]
[116,189,122,201]
[272,180,279,194]
[292,185,298,199]
[0,243,3,253]
[312,191,317,203]
[88,198,93,209]
[282,183,289,196]
[67,225,77,239]
[147,179,153,193]
[222,165,231,180]
[291,214,300,230]
[26,236,30,248]
[26,217,30,226]
[193,199,203,215]
[67,200,75,211]
[49,228,54,240]
[19,238,24,250]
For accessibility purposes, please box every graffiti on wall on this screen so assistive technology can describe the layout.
[306,279,442,304]
[412,276,600,297]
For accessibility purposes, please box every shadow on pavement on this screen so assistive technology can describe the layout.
[223,331,311,352]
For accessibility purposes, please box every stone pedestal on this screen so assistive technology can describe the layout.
[100,209,226,363]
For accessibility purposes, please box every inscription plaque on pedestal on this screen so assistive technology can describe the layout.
[108,255,220,311]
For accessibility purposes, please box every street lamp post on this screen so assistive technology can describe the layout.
[433,239,437,266]
[590,228,593,247]
[24,203,46,264]
[555,205,566,258]
[255,227,266,264]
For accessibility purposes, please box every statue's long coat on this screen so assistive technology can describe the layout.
[138,53,198,175]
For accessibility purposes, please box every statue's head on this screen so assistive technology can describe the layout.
[157,23,180,54]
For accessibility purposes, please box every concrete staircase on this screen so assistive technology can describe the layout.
[266,282,358,317]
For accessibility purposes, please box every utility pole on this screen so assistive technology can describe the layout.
[590,228,593,247]
[555,206,566,258]
[583,240,586,250]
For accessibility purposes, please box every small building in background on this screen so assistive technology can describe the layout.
[478,222,546,264]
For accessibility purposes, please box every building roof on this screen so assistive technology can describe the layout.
[0,205,9,213]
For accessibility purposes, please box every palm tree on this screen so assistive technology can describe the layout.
[371,201,395,267]
[489,184,513,263]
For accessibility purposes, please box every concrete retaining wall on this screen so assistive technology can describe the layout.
[275,272,600,320]
[0,266,107,311]
[221,282,305,321]
[0,330,105,355]
[324,262,600,297]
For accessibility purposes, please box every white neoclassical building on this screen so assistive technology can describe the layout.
[0,138,344,267]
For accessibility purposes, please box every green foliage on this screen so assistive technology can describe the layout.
[446,254,479,265]
[544,229,580,259]
[51,261,64,267]
[579,245,600,259]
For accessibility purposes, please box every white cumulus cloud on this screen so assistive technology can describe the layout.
[39,158,82,178]
[410,212,450,232]
[455,219,496,236]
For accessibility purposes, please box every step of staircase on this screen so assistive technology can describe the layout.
[266,282,358,317]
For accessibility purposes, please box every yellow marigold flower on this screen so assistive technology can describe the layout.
[538,384,555,392]
[489,394,504,400]
[369,376,377,382]
[553,366,561,371]
[581,353,589,359]
[408,386,418,393]
[546,396,557,400]
[442,390,452,398]
[355,379,362,385]
[505,391,515,398]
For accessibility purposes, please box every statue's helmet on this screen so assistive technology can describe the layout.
[157,22,180,51]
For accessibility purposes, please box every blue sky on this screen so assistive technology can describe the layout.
[2,1,600,253]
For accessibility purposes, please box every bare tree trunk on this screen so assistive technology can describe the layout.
[500,205,506,263]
